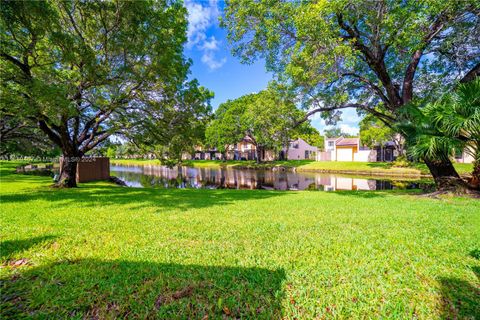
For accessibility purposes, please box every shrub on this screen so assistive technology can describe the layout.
[392,156,411,168]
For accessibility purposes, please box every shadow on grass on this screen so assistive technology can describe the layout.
[1,259,285,319]
[0,184,287,212]
[439,266,480,319]
[0,236,57,261]
[469,249,480,260]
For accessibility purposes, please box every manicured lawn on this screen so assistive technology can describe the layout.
[112,158,473,177]
[1,162,479,319]
[296,161,473,176]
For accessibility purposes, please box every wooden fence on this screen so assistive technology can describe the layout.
[60,157,110,183]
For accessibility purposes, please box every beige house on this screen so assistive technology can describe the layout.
[321,137,374,162]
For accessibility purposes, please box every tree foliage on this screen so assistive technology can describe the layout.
[296,126,325,151]
[322,127,358,139]
[359,115,395,148]
[399,79,480,188]
[223,0,478,119]
[123,81,213,165]
[1,0,211,186]
[206,87,309,161]
[0,114,58,157]
[205,98,248,156]
[223,0,480,188]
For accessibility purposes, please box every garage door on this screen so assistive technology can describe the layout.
[337,148,353,161]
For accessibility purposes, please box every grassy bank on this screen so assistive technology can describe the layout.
[295,161,473,176]
[1,161,479,319]
[111,159,473,177]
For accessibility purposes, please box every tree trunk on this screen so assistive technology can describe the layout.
[256,146,262,164]
[470,159,480,190]
[57,155,78,187]
[424,158,467,192]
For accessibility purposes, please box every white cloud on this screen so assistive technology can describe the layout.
[201,50,227,70]
[185,0,226,70]
[339,124,359,136]
[200,36,220,50]
[185,0,219,47]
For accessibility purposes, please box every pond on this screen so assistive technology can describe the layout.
[111,165,431,191]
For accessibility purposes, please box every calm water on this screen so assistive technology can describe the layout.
[111,165,431,191]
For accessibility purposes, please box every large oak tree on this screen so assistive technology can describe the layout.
[1,0,210,187]
[223,0,480,190]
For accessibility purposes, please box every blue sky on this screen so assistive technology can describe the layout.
[184,0,360,135]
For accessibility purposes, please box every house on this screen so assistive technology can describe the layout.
[322,137,373,162]
[190,137,274,161]
[284,138,318,160]
[454,147,475,164]
[191,146,222,160]
[230,136,266,160]
[373,141,398,162]
[334,137,359,161]
[190,137,317,161]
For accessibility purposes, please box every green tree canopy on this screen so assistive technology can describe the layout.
[205,97,248,157]
[295,126,325,151]
[1,0,211,186]
[359,115,395,148]
[206,87,309,162]
[223,0,480,189]
[0,113,59,158]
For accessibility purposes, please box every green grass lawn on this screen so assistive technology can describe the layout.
[1,161,479,319]
[111,158,473,177]
[296,161,473,176]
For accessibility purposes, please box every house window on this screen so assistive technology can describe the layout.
[291,142,299,149]
[305,150,309,159]
[328,141,334,147]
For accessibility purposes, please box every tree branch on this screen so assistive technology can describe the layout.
[341,72,390,105]
[402,13,448,103]
[38,120,62,147]
[460,62,480,83]
[337,13,402,108]
[0,52,31,77]
[81,132,111,153]
[295,103,365,127]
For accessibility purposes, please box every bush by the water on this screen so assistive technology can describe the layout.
[392,156,411,168]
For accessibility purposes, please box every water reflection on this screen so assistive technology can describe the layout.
[111,165,430,191]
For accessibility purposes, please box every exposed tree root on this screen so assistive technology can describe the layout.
[109,176,127,186]
[420,190,480,199]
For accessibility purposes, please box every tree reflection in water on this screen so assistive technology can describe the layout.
[110,165,431,191]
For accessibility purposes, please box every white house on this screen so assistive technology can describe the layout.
[320,137,374,162]
[454,147,475,164]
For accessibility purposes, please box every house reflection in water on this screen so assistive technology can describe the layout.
[111,165,417,191]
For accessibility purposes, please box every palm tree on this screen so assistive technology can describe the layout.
[399,79,480,191]
[432,79,480,188]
